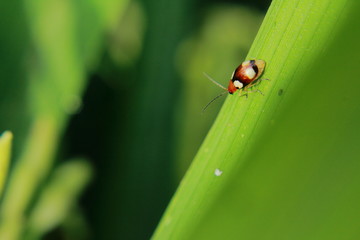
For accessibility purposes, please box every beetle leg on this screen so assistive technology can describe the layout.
[237,89,247,98]
[247,88,264,95]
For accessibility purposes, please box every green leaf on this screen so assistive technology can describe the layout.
[153,0,359,239]
[0,131,12,198]
[0,0,129,239]
[26,160,92,239]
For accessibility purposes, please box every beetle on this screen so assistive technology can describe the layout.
[228,59,266,94]
[203,59,266,111]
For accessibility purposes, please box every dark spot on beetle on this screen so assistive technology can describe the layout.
[278,89,284,96]
[252,65,259,74]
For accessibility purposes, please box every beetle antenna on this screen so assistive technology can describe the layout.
[203,72,227,90]
[202,91,228,113]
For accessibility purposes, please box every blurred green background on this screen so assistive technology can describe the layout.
[0,0,271,239]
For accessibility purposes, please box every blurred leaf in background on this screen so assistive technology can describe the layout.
[77,0,196,238]
[26,160,92,240]
[0,0,30,161]
[108,0,146,68]
[0,132,13,198]
[0,0,129,239]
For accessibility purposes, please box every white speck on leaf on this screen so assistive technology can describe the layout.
[215,169,223,176]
